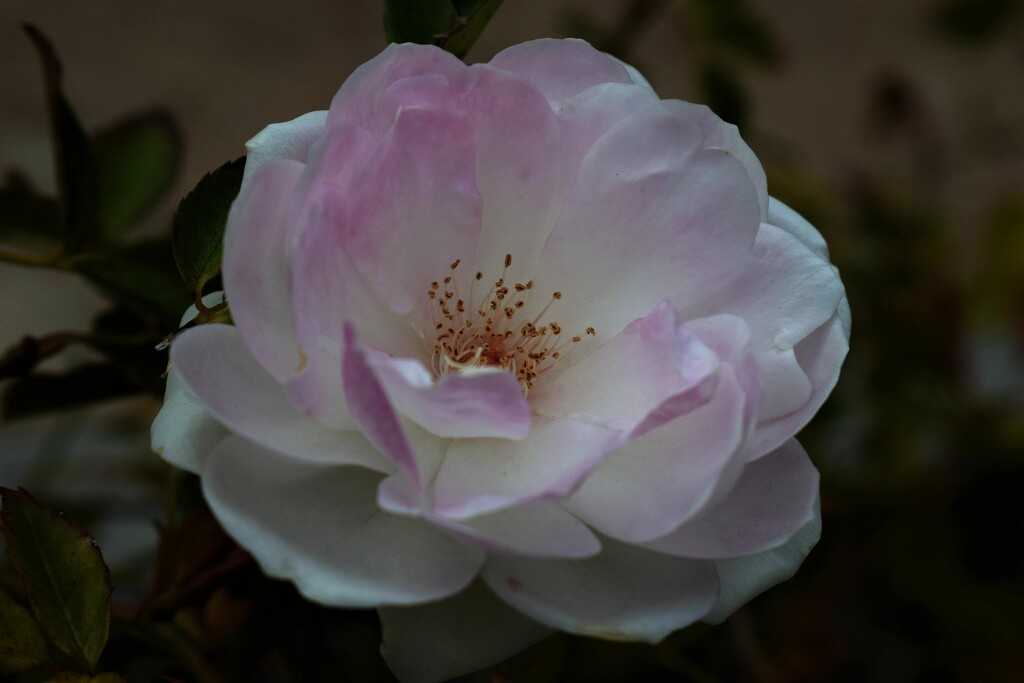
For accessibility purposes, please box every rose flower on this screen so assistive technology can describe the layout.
[153,38,849,682]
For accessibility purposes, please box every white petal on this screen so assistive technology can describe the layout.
[242,110,328,184]
[483,537,719,642]
[171,323,389,470]
[703,496,822,624]
[563,363,754,543]
[202,436,484,607]
[379,580,551,683]
[645,440,819,559]
[433,417,624,520]
[151,367,228,474]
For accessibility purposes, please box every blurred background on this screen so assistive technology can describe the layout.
[1,1,1023,681]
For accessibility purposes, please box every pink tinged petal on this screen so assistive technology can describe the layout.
[341,107,482,328]
[482,537,719,643]
[242,110,327,184]
[645,439,819,559]
[365,348,532,439]
[286,126,424,425]
[151,368,228,474]
[379,580,552,683]
[674,99,768,223]
[202,436,484,607]
[222,159,306,381]
[326,42,465,134]
[375,420,450,516]
[557,83,662,180]
[748,309,850,459]
[531,108,760,339]
[433,417,625,520]
[703,496,821,624]
[342,323,421,487]
[564,363,755,544]
[532,301,719,435]
[453,65,567,281]
[489,38,633,104]
[690,223,844,355]
[378,66,567,276]
[170,323,390,471]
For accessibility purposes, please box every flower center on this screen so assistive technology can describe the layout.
[425,253,595,395]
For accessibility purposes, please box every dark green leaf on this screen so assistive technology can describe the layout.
[708,13,780,66]
[0,182,61,248]
[75,239,191,320]
[697,60,750,130]
[0,583,50,675]
[172,158,244,298]
[46,673,128,683]
[0,489,110,673]
[94,109,182,237]
[1,364,140,420]
[383,0,457,45]
[22,24,99,253]
[931,0,1023,46]
[442,0,504,58]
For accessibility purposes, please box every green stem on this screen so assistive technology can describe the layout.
[0,247,64,269]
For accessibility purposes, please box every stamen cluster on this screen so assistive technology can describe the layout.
[426,254,595,394]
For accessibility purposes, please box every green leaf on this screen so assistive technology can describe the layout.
[0,182,61,248]
[383,0,457,44]
[931,0,1023,46]
[697,60,750,130]
[0,489,111,674]
[74,239,191,320]
[1,364,140,420]
[22,24,100,253]
[172,158,244,299]
[94,109,182,237]
[46,673,128,683]
[442,0,504,58]
[0,583,50,675]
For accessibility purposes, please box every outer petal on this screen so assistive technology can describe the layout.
[152,293,230,473]
[327,42,465,135]
[365,348,532,440]
[379,580,551,683]
[530,107,760,340]
[531,301,719,436]
[171,323,390,471]
[489,38,633,104]
[767,196,829,260]
[689,223,844,354]
[223,159,306,381]
[433,417,625,520]
[564,363,754,543]
[748,308,850,458]
[203,436,485,607]
[645,439,819,559]
[242,110,327,184]
[151,368,228,474]
[703,496,822,624]
[483,537,719,643]
[379,482,601,560]
[447,503,601,558]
